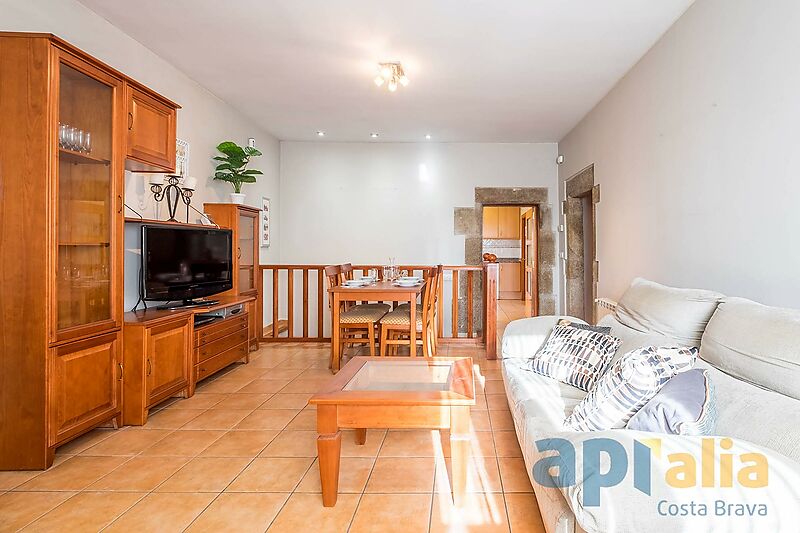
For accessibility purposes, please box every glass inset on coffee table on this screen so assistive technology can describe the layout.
[310,357,475,507]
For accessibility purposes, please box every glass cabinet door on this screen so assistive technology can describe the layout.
[56,59,120,337]
[238,211,256,294]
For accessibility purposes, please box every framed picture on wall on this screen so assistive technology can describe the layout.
[261,196,270,247]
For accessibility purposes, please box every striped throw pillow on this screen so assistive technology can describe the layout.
[565,346,698,431]
[528,324,621,391]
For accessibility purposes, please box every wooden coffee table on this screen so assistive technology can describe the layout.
[309,356,475,507]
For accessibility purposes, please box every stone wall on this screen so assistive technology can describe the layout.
[453,187,557,334]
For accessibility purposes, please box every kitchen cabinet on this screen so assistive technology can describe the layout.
[498,207,521,239]
[483,206,520,239]
[499,261,522,299]
[483,207,500,238]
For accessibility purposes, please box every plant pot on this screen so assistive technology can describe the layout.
[229,193,246,204]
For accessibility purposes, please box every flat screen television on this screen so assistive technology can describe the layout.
[142,225,233,308]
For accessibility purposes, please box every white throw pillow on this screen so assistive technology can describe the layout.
[527,324,621,392]
[565,346,697,431]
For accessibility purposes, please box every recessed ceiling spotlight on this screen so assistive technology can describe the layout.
[425,134,431,140]
[373,62,408,92]
[316,131,325,137]
[370,133,379,138]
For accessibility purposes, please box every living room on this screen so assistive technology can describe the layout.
[1,0,799,532]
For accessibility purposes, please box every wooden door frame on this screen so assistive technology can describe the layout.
[521,206,539,316]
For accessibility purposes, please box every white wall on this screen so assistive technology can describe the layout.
[277,141,558,336]
[558,0,800,308]
[280,142,558,264]
[2,0,280,309]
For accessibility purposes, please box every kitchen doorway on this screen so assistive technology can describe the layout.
[482,204,539,319]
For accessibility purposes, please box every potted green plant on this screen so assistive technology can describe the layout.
[212,141,263,204]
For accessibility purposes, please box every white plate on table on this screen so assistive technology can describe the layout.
[397,276,421,283]
[393,280,422,287]
[342,280,369,287]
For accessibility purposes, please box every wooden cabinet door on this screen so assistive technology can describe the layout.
[146,318,191,404]
[499,262,522,292]
[53,52,124,344]
[126,85,176,172]
[237,209,258,295]
[498,208,521,239]
[49,332,121,445]
[482,207,499,238]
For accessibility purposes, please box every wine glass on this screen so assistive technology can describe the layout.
[368,268,378,282]
[82,131,92,153]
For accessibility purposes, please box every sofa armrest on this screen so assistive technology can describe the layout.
[501,316,587,359]
[539,429,800,533]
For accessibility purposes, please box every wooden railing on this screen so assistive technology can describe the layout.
[257,262,498,358]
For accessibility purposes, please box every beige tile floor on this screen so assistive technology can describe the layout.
[0,343,545,533]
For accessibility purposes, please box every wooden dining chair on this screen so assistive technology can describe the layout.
[378,265,440,357]
[339,262,390,312]
[325,264,388,366]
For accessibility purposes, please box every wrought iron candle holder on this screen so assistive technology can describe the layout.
[150,175,194,222]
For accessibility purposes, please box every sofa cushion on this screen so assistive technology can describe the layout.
[615,278,723,346]
[528,325,621,391]
[700,297,800,401]
[566,346,697,431]
[598,314,676,362]
[626,368,717,435]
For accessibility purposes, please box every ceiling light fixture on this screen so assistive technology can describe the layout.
[317,131,325,137]
[370,133,379,138]
[425,134,432,140]
[373,62,409,92]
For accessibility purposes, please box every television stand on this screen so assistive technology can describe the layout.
[157,299,219,310]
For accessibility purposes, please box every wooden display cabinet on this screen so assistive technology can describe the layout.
[0,33,179,469]
[204,203,261,350]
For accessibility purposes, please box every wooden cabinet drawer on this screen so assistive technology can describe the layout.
[194,313,248,347]
[196,342,248,382]
[196,328,249,364]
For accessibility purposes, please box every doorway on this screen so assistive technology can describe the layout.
[481,204,538,323]
[564,165,599,323]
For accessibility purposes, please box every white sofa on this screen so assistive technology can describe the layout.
[501,279,800,533]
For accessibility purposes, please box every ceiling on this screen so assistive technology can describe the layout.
[79,0,694,142]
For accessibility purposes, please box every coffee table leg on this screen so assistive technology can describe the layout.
[317,406,341,507]
[355,428,367,445]
[450,406,471,507]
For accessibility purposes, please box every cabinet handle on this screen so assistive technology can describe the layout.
[117,195,123,214]
[237,247,241,259]
[127,112,134,130]
[118,363,123,381]
[146,359,152,376]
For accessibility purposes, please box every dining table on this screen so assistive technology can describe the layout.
[328,279,427,371]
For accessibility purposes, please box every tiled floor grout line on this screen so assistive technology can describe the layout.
[346,427,388,532]
[5,346,539,532]
[98,359,314,532]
